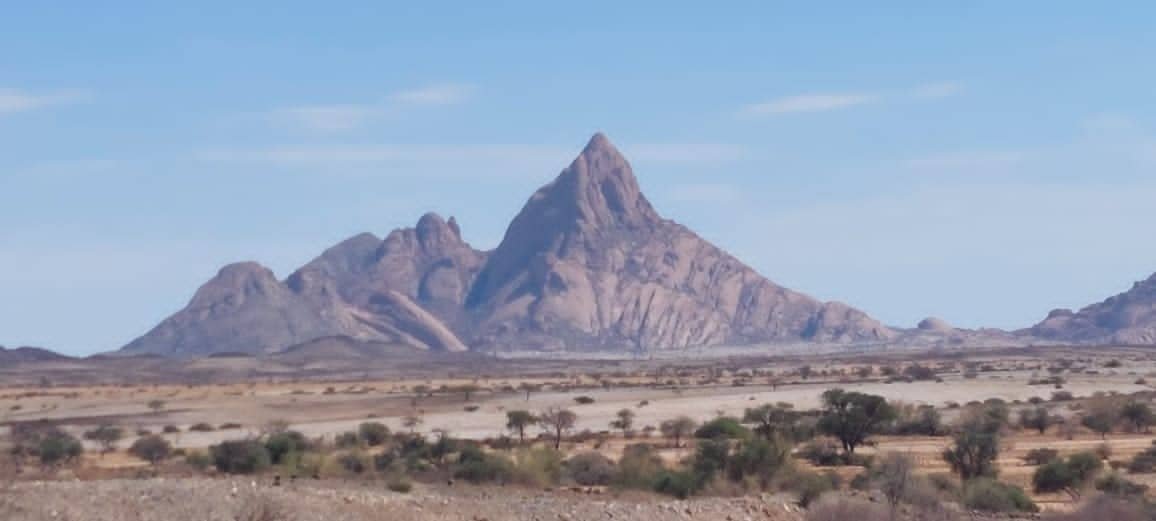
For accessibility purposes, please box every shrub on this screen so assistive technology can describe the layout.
[1095,471,1149,497]
[1127,445,1156,473]
[385,475,413,493]
[185,450,211,470]
[962,479,1037,513]
[791,470,838,508]
[653,470,696,499]
[336,451,368,474]
[573,396,596,405]
[188,422,215,432]
[219,422,243,430]
[454,445,514,484]
[799,440,843,466]
[264,430,309,465]
[37,431,83,467]
[565,451,615,486]
[1023,448,1060,466]
[129,435,173,465]
[614,444,666,489]
[511,447,564,486]
[357,422,390,446]
[334,431,361,449]
[804,496,888,521]
[1052,391,1075,402]
[693,416,749,440]
[210,440,271,474]
[162,425,180,434]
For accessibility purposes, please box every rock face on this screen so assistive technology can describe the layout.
[122,133,894,357]
[1029,273,1156,345]
[464,133,894,350]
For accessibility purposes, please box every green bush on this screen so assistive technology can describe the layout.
[454,445,514,484]
[963,479,1038,513]
[653,470,696,499]
[334,431,361,449]
[386,475,413,493]
[613,444,666,489]
[128,435,173,465]
[565,451,616,486]
[791,470,838,508]
[210,439,271,474]
[37,431,83,466]
[1096,472,1149,497]
[185,449,211,471]
[264,430,310,465]
[1127,445,1156,473]
[358,422,390,446]
[694,416,750,439]
[336,451,368,475]
[1023,448,1060,465]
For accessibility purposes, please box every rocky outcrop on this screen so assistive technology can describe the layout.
[1029,273,1156,344]
[464,133,894,350]
[122,259,469,357]
[917,317,954,333]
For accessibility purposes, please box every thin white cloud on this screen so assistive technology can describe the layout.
[740,81,964,117]
[388,83,474,106]
[911,81,964,99]
[0,88,87,115]
[901,150,1026,171]
[740,93,876,116]
[270,83,475,132]
[271,104,380,133]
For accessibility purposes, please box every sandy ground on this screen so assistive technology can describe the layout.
[2,368,1151,448]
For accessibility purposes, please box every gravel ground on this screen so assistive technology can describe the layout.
[1,478,806,521]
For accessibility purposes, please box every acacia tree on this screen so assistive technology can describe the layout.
[505,410,537,444]
[610,409,635,437]
[742,403,797,441]
[816,389,896,456]
[539,407,577,450]
[82,425,124,457]
[1018,406,1053,435]
[1120,401,1154,433]
[147,400,165,415]
[660,416,698,449]
[942,406,1003,481]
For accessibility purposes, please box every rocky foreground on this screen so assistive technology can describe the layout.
[1,478,806,521]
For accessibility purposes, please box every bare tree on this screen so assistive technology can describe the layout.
[538,407,577,450]
[660,416,697,449]
[610,408,635,437]
[875,452,915,521]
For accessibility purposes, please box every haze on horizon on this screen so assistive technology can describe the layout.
[3,2,1155,355]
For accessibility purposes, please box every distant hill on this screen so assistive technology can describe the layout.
[1028,273,1156,345]
[0,345,73,363]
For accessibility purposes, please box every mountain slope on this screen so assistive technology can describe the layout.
[465,133,894,350]
[1029,273,1156,344]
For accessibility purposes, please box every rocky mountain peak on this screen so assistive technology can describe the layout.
[189,262,281,308]
[415,212,463,248]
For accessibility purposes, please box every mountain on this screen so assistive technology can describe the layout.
[121,132,893,357]
[1028,273,1156,345]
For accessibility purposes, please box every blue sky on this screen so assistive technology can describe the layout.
[3,2,1155,355]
